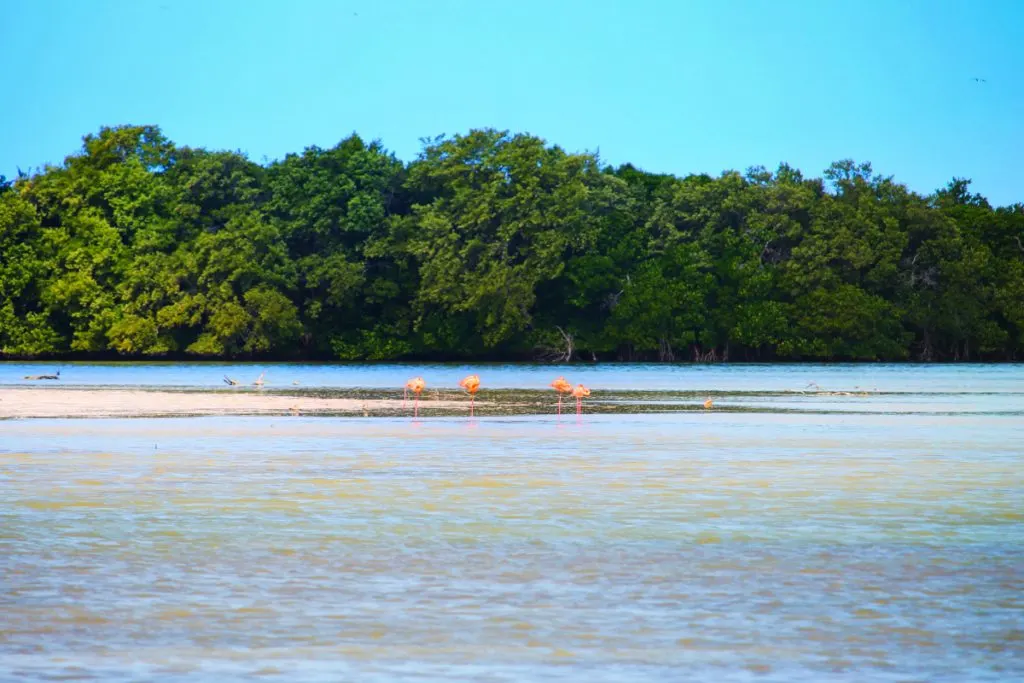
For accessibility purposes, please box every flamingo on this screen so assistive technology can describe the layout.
[703,398,714,410]
[571,383,590,416]
[405,377,426,417]
[550,376,572,415]
[459,374,481,417]
[403,377,417,408]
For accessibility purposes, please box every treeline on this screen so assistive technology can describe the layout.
[1,125,1022,361]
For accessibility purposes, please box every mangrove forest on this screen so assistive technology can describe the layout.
[1,125,1022,362]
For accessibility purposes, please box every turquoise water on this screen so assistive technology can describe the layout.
[3,360,1023,392]
[1,364,1023,681]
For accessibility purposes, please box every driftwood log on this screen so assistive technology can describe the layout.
[24,370,60,381]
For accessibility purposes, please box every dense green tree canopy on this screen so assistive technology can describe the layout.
[2,124,1022,361]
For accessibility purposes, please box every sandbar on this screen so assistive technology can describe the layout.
[0,387,467,419]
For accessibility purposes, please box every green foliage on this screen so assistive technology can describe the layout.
[1,125,1022,361]
[403,130,599,348]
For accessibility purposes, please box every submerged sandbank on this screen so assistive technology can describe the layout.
[3,383,1012,420]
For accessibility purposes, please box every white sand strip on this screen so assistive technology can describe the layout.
[0,388,467,419]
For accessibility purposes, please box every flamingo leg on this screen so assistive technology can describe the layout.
[557,394,562,415]
[414,394,419,419]
[403,387,408,409]
[470,394,475,418]
[576,397,581,416]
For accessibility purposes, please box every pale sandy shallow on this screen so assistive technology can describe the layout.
[0,387,468,419]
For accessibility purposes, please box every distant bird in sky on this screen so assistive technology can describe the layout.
[973,77,987,83]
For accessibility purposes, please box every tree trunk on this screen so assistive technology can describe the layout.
[658,337,675,362]
[555,326,575,363]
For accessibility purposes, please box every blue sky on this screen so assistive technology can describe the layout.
[2,0,1022,205]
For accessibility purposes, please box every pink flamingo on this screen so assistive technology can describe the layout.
[459,374,481,417]
[550,376,572,415]
[571,383,590,416]
[405,377,425,417]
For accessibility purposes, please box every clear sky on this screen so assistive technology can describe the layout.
[2,0,1022,205]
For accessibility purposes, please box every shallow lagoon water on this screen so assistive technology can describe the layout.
[1,364,1023,681]
[4,360,1024,393]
